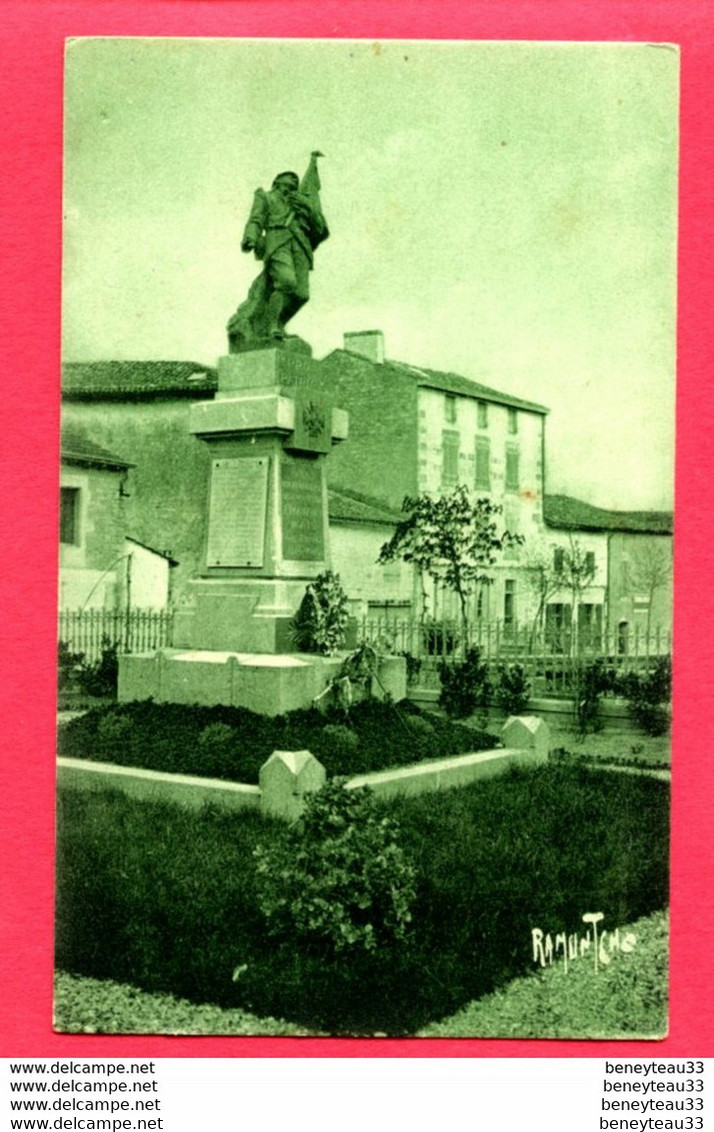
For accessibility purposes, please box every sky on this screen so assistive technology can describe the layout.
[62,38,678,510]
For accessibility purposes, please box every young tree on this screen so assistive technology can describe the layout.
[623,540,672,639]
[522,542,566,647]
[522,537,597,652]
[561,536,598,652]
[378,486,522,642]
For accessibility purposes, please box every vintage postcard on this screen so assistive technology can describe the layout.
[56,38,676,1038]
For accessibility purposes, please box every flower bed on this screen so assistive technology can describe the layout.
[57,699,497,784]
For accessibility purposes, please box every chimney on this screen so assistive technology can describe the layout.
[343,330,385,365]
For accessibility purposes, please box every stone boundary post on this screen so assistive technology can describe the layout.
[259,749,326,822]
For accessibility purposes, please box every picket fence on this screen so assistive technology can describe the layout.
[58,608,174,662]
[358,615,672,696]
[57,607,671,698]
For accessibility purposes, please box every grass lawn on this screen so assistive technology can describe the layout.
[56,762,668,1035]
[54,909,666,1038]
[53,972,311,1036]
[548,724,670,769]
[418,909,668,1039]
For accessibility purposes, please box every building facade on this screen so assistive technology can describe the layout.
[59,429,133,610]
[61,342,672,640]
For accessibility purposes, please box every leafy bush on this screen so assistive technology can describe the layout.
[620,657,672,736]
[96,712,133,754]
[572,659,613,736]
[317,723,361,767]
[58,636,118,699]
[496,663,530,716]
[399,650,422,687]
[404,714,436,754]
[58,641,86,692]
[253,781,416,956]
[438,647,491,720]
[196,723,237,772]
[292,571,349,655]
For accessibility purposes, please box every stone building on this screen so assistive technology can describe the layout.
[59,427,134,610]
[543,494,673,648]
[61,341,672,636]
[60,425,179,611]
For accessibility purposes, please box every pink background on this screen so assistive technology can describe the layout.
[2,0,712,1058]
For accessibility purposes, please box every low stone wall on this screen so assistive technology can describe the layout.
[408,689,637,733]
[57,757,261,814]
[56,716,550,821]
[346,746,543,799]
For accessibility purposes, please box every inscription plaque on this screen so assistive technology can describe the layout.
[206,457,268,567]
[281,459,325,561]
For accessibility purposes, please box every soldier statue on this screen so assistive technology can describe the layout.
[227,152,328,351]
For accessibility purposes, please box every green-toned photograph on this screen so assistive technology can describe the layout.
[57,38,675,1038]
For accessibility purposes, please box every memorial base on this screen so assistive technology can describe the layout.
[172,577,313,654]
[118,649,346,717]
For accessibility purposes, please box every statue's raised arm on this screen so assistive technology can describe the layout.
[227,152,328,352]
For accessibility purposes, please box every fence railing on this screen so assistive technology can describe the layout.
[58,608,175,662]
[358,615,672,696]
[58,607,671,698]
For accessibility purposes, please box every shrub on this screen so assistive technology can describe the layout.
[196,723,236,774]
[77,638,119,699]
[292,571,349,655]
[399,650,422,687]
[404,714,436,754]
[620,656,671,736]
[58,636,118,699]
[496,663,530,716]
[438,647,491,720]
[317,724,361,770]
[96,712,133,752]
[572,659,612,736]
[58,641,86,692]
[253,781,416,956]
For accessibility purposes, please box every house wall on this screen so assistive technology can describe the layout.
[308,350,419,511]
[329,522,414,618]
[58,464,127,609]
[123,539,171,610]
[62,400,210,598]
[62,357,419,602]
[417,389,543,506]
[418,387,545,552]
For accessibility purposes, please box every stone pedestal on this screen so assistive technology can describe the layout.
[118,347,349,712]
[173,348,347,655]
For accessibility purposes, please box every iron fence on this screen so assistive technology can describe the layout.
[358,615,671,695]
[58,607,175,662]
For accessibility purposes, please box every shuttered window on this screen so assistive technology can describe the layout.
[474,436,490,490]
[505,444,519,491]
[442,430,460,487]
[60,487,80,545]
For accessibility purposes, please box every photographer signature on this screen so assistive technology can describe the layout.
[531,912,636,974]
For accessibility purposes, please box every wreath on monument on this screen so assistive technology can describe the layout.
[292,570,349,655]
